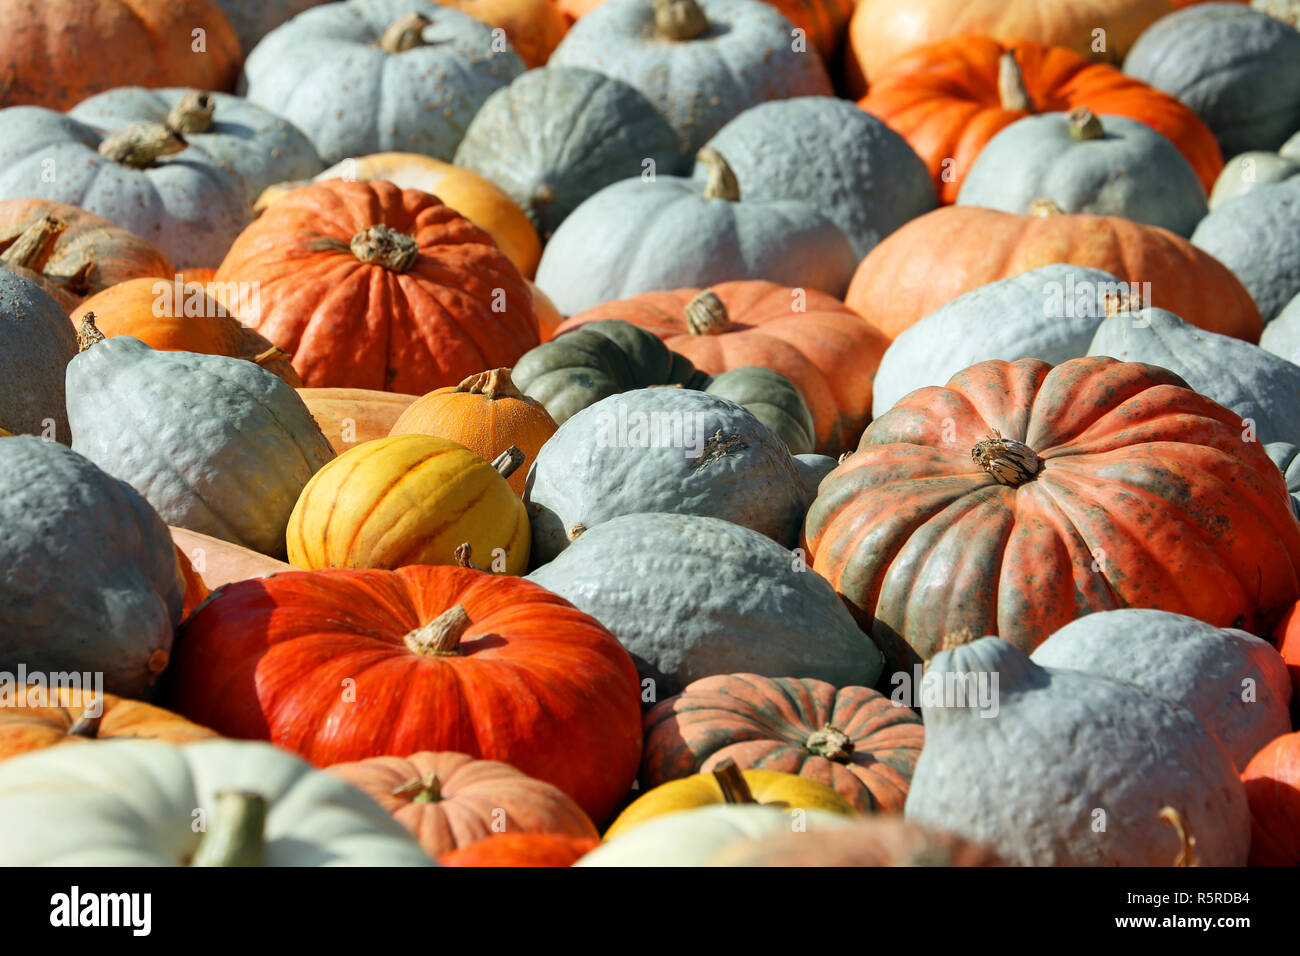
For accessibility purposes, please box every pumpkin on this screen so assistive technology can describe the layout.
[0,0,242,112]
[859,37,1224,203]
[254,153,542,280]
[1255,0,1300,27]
[214,179,539,394]
[389,368,558,497]
[1260,290,1300,364]
[1210,132,1300,208]
[642,674,924,813]
[1191,177,1300,322]
[439,0,569,68]
[844,204,1262,343]
[1124,3,1300,156]
[215,0,334,52]
[794,453,836,503]
[70,278,301,387]
[530,282,565,342]
[1241,731,1300,866]
[1088,304,1300,446]
[296,387,420,455]
[0,270,76,440]
[175,544,210,621]
[712,817,1005,866]
[536,147,856,317]
[844,0,1173,96]
[905,637,1251,866]
[1265,441,1300,519]
[287,434,529,573]
[1276,600,1300,701]
[170,526,293,591]
[0,199,173,304]
[438,832,599,866]
[325,751,597,858]
[550,0,832,158]
[66,323,336,559]
[527,512,884,698]
[524,388,807,561]
[697,96,937,258]
[1031,609,1292,770]
[0,739,434,865]
[0,687,217,761]
[957,109,1207,236]
[557,282,889,456]
[243,0,524,165]
[804,356,1300,676]
[0,436,183,697]
[703,367,815,456]
[453,67,682,241]
[166,566,643,822]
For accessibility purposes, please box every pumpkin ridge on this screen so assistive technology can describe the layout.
[306,440,396,568]
[382,469,495,569]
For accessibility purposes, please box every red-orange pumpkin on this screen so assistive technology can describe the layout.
[438,832,600,867]
[1276,601,1300,705]
[1241,731,1300,866]
[213,179,539,394]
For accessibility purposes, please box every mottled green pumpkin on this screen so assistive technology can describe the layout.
[0,270,75,441]
[703,366,814,455]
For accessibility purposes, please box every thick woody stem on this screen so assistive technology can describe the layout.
[0,214,66,269]
[491,446,525,480]
[1068,107,1104,141]
[997,51,1034,113]
[379,12,432,52]
[697,147,740,202]
[971,429,1041,486]
[77,312,105,351]
[350,225,419,272]
[711,758,755,804]
[167,91,215,134]
[653,0,709,40]
[98,122,187,168]
[403,604,471,656]
[684,290,731,335]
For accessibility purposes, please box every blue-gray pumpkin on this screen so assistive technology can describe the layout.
[1209,130,1300,208]
[1124,2,1300,156]
[242,0,525,165]
[0,269,75,441]
[1265,440,1300,517]
[527,512,884,698]
[698,96,936,258]
[957,109,1207,237]
[549,0,832,158]
[535,147,856,315]
[0,436,183,698]
[1260,289,1300,362]
[453,67,682,240]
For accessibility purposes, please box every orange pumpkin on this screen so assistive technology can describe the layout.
[169,526,293,592]
[296,387,420,455]
[439,832,600,866]
[859,36,1223,202]
[217,179,539,394]
[389,368,557,496]
[440,0,569,67]
[1241,731,1300,866]
[1275,601,1300,705]
[529,280,565,342]
[844,204,1263,343]
[174,543,210,622]
[179,267,216,286]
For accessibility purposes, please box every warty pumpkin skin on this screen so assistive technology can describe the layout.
[389,368,558,497]
[297,387,421,455]
[844,204,1263,343]
[1241,731,1300,866]
[166,566,644,823]
[859,37,1224,203]
[438,832,599,866]
[170,526,293,591]
[558,281,889,457]
[325,751,598,859]
[642,674,924,814]
[710,817,1005,866]
[286,434,530,574]
[215,179,539,394]
[0,270,76,441]
[804,356,1300,676]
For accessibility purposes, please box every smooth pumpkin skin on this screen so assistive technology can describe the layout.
[0,270,76,441]
[438,832,599,866]
[169,526,293,590]
[1210,139,1300,208]
[216,179,539,393]
[1242,731,1300,866]
[1260,289,1300,365]
[859,36,1224,203]
[906,638,1251,866]
[440,0,570,67]
[0,0,242,112]
[710,817,1005,866]
[845,205,1263,343]
[559,281,890,457]
[389,369,558,497]
[166,566,644,823]
[530,281,564,341]
[0,687,217,761]
[642,674,924,813]
[1124,3,1300,156]
[287,434,530,573]
[326,751,598,859]
[297,387,420,455]
[805,357,1300,675]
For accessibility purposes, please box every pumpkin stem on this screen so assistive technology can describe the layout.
[712,758,755,804]
[1067,107,1104,141]
[98,121,187,168]
[653,0,709,41]
[147,648,169,676]
[76,312,105,351]
[392,773,443,803]
[1027,197,1066,217]
[1158,806,1197,867]
[252,345,291,368]
[566,523,586,542]
[456,368,526,401]
[698,147,740,202]
[379,11,432,52]
[454,542,481,570]
[166,91,215,134]
[491,445,525,480]
[1102,288,1144,317]
[0,214,66,270]
[404,604,471,656]
[997,51,1034,113]
[971,428,1041,486]
[684,290,731,335]
[191,791,267,867]
[350,225,419,272]
[67,704,102,739]
[805,724,855,762]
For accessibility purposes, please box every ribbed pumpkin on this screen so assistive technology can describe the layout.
[215,179,539,393]
[438,832,599,866]
[804,356,1300,675]
[1241,731,1300,866]
[559,282,888,456]
[286,434,530,573]
[296,387,420,455]
[170,526,293,591]
[642,674,924,814]
[859,37,1224,202]
[389,369,557,497]
[166,566,644,823]
[844,203,1262,343]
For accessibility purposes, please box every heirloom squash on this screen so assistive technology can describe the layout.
[0,270,76,440]
[439,833,599,866]
[297,387,420,455]
[1210,133,1300,208]
[1241,731,1300,866]
[703,367,815,457]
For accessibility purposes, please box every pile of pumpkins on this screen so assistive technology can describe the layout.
[1,0,1299,868]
